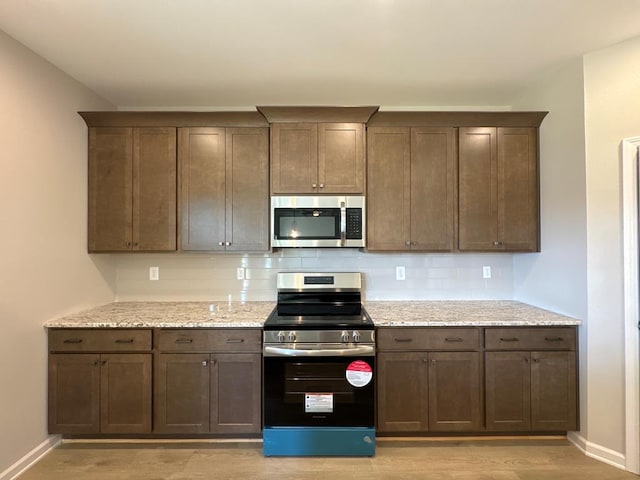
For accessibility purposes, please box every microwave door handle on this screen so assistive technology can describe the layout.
[340,201,346,246]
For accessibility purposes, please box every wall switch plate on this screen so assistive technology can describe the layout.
[237,267,245,280]
[149,266,159,281]
[483,266,492,279]
[396,266,406,281]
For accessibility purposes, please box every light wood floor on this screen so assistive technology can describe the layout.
[16,437,639,480]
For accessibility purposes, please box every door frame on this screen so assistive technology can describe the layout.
[622,136,640,474]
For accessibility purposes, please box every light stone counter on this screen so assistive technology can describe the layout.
[44,301,275,328]
[364,301,580,327]
[44,300,580,329]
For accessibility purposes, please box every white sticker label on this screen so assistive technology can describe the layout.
[346,360,373,387]
[305,393,334,413]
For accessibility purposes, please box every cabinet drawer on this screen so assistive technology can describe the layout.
[49,329,152,352]
[377,328,480,351]
[485,327,576,351]
[158,329,262,352]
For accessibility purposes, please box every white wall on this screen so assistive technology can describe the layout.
[114,251,514,301]
[510,58,589,435]
[0,31,116,475]
[581,35,640,456]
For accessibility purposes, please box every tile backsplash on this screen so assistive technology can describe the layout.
[113,250,514,302]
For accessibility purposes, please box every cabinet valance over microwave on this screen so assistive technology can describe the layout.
[271,196,365,248]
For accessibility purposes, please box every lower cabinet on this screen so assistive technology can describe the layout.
[48,353,152,434]
[485,350,577,432]
[47,327,261,436]
[154,352,261,434]
[154,329,262,435]
[377,326,578,435]
[376,328,483,433]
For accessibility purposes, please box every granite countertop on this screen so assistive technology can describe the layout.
[44,300,580,329]
[44,301,275,328]
[364,301,580,326]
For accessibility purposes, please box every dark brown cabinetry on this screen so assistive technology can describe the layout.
[178,127,269,251]
[377,328,483,433]
[484,327,577,432]
[154,329,262,434]
[88,127,177,252]
[270,123,365,194]
[48,329,152,434]
[458,127,539,251]
[367,127,456,251]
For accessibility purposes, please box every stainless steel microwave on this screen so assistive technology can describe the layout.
[271,196,366,248]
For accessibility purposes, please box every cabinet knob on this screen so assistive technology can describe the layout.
[202,361,208,367]
[405,240,411,247]
[218,242,224,246]
[431,359,437,364]
[126,242,132,247]
[411,241,417,246]
[319,183,324,188]
[312,183,317,188]
[225,242,231,246]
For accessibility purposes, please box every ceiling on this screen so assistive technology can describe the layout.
[1,0,640,108]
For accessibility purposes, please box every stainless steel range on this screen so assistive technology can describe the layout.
[262,272,375,456]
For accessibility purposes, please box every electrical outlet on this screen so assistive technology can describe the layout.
[396,266,406,281]
[237,267,245,280]
[149,266,159,281]
[483,266,492,279]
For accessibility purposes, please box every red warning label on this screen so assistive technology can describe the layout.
[346,360,373,387]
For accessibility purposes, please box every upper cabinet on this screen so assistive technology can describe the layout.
[81,111,268,253]
[270,123,365,194]
[367,127,456,251]
[368,111,546,253]
[458,127,539,252]
[87,127,177,252]
[179,127,269,251]
[258,106,377,195]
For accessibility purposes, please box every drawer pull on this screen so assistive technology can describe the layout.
[393,338,413,343]
[499,337,519,342]
[114,339,134,344]
[175,338,194,344]
[63,338,83,344]
[545,336,564,342]
[225,338,245,344]
[445,337,464,343]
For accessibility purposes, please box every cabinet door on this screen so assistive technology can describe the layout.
[410,127,456,251]
[179,128,227,251]
[428,352,482,431]
[318,123,365,194]
[497,128,539,251]
[271,123,318,194]
[485,351,531,431]
[377,352,428,432]
[100,353,152,434]
[458,127,498,251]
[366,127,411,251]
[225,128,269,251]
[211,353,262,434]
[48,354,100,434]
[88,127,133,252]
[531,351,577,431]
[132,127,177,251]
[154,353,210,433]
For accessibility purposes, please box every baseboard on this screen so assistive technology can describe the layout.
[568,431,627,470]
[0,436,61,480]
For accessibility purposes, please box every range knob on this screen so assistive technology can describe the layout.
[341,330,350,343]
[352,331,361,343]
[277,331,285,343]
[288,331,297,342]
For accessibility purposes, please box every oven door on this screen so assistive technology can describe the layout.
[263,350,375,428]
[272,207,342,247]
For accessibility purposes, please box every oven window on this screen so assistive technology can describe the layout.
[263,356,375,428]
[274,208,340,240]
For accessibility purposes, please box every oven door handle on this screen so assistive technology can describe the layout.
[263,345,375,357]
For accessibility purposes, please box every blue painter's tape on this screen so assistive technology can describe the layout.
[263,427,375,457]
